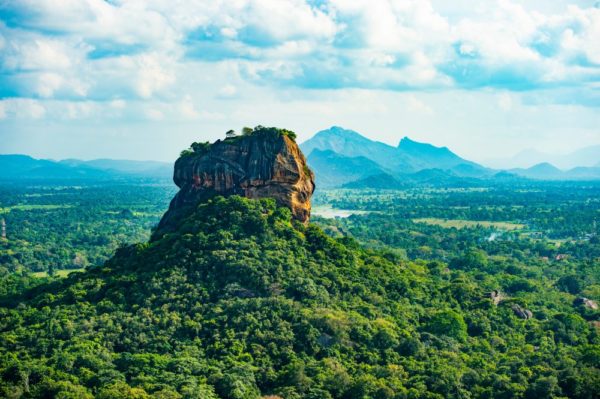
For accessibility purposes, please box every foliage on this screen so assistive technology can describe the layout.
[240,126,297,141]
[1,194,598,398]
[0,182,174,275]
[181,142,212,158]
[191,142,211,154]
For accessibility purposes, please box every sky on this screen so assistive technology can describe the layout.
[0,0,599,164]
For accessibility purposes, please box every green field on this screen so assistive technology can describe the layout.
[413,217,525,230]
[31,268,85,278]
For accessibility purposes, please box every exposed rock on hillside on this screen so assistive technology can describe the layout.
[489,290,505,306]
[574,297,599,310]
[157,127,315,233]
[511,304,533,320]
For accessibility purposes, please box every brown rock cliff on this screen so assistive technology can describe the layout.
[156,127,315,232]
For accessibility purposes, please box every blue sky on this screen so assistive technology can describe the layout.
[0,0,598,164]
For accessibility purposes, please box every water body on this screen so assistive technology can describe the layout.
[311,205,369,218]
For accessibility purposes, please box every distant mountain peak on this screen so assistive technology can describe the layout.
[314,126,372,141]
[0,154,172,180]
[398,136,449,152]
[300,127,487,181]
[528,162,561,172]
[484,144,600,169]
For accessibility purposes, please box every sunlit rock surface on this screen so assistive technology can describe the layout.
[157,128,315,233]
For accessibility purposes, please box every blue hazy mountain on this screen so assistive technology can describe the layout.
[510,162,563,179]
[342,172,405,189]
[0,154,171,180]
[343,168,482,189]
[307,149,387,187]
[301,126,491,187]
[396,136,482,171]
[301,126,407,171]
[60,158,171,178]
[509,162,600,180]
[301,126,600,188]
[565,166,600,179]
[0,154,111,179]
[301,126,488,175]
[485,144,600,169]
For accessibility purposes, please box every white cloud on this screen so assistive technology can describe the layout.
[4,1,600,93]
[0,98,46,119]
[179,95,200,119]
[217,84,238,99]
[133,54,176,99]
[497,92,513,111]
[0,34,77,72]
[21,99,46,119]
[0,0,598,129]
[109,99,126,109]
[406,95,434,115]
[35,73,63,98]
[65,102,94,119]
[559,6,600,65]
[9,0,179,50]
[144,108,164,120]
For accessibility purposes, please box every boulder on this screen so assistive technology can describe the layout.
[511,304,533,319]
[489,290,504,306]
[574,297,598,310]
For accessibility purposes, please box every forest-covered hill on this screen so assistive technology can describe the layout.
[1,196,598,398]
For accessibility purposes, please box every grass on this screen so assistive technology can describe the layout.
[31,268,85,278]
[413,218,525,230]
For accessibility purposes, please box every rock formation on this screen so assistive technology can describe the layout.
[511,304,533,320]
[574,297,598,310]
[156,127,315,233]
[489,290,505,306]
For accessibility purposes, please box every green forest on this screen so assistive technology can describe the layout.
[0,181,599,398]
[2,0,599,397]
[0,182,175,275]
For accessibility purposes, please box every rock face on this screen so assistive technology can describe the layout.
[489,290,505,306]
[511,304,533,320]
[574,297,598,310]
[157,128,315,232]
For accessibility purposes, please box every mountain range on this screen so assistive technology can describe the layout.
[301,126,485,174]
[2,126,599,185]
[484,145,600,170]
[0,154,171,180]
[300,127,600,187]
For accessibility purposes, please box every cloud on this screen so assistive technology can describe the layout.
[133,54,176,98]
[406,95,434,115]
[184,0,336,50]
[144,108,164,121]
[109,99,126,109]
[0,0,598,119]
[179,95,200,119]
[217,84,238,99]
[497,92,513,111]
[0,98,46,119]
